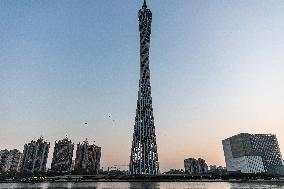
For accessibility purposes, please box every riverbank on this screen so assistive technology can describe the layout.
[1,179,284,184]
[1,182,284,189]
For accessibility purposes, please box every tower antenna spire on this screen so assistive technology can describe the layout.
[142,0,147,9]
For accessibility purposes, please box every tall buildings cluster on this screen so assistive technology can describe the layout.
[223,133,283,174]
[184,158,208,175]
[0,137,101,175]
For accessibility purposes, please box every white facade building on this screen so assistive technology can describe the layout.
[223,139,264,173]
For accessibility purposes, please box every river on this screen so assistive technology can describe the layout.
[1,182,284,189]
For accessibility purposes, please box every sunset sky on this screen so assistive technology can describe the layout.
[1,0,284,171]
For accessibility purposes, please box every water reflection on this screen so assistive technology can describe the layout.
[129,182,160,189]
[230,183,284,189]
[0,182,284,189]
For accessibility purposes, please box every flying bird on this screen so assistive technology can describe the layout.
[108,115,116,125]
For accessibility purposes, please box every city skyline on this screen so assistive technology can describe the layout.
[1,0,284,172]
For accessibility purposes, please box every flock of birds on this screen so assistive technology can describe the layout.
[83,115,115,127]
[82,114,167,136]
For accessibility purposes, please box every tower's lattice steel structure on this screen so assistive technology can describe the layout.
[129,0,159,175]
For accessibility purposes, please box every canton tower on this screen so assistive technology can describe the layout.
[129,0,159,175]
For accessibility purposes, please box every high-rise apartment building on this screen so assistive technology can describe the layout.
[184,158,208,174]
[129,0,159,175]
[51,136,74,173]
[0,149,22,172]
[74,139,101,174]
[0,150,10,172]
[21,137,50,173]
[223,133,283,173]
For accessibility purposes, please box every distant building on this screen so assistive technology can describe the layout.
[209,165,217,171]
[268,165,284,176]
[184,158,196,174]
[74,139,101,174]
[0,149,22,172]
[51,136,74,173]
[21,137,50,173]
[163,169,185,175]
[222,133,283,173]
[208,165,227,174]
[184,158,208,174]
[197,158,208,174]
[0,150,10,172]
[70,160,75,172]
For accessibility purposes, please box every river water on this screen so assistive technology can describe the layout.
[0,182,284,189]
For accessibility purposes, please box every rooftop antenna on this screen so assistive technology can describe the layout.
[142,0,147,9]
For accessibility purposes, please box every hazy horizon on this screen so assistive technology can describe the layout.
[1,0,284,172]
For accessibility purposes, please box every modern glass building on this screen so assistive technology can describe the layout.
[222,133,283,173]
